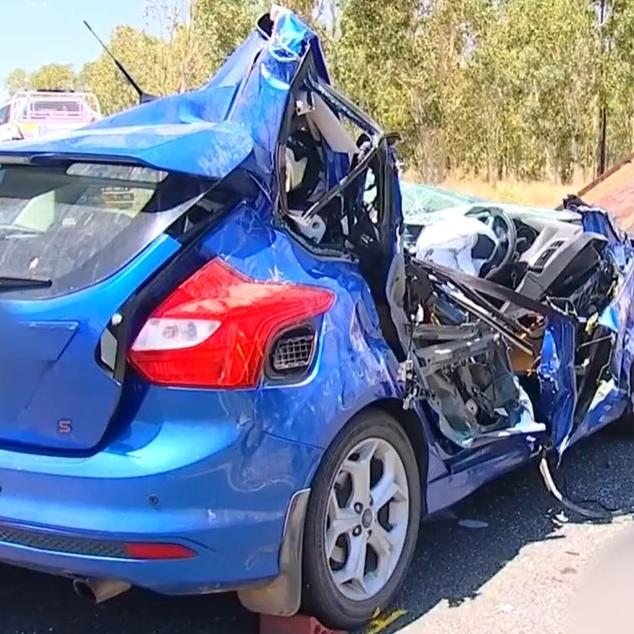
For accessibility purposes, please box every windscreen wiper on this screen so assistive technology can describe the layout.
[0,276,52,290]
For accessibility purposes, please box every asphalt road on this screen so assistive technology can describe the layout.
[1,427,634,634]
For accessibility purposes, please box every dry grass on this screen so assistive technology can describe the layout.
[439,176,588,208]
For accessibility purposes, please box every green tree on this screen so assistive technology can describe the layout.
[333,0,422,163]
[410,0,496,179]
[5,68,29,94]
[465,0,599,182]
[30,63,77,91]
[594,0,634,169]
[190,0,254,75]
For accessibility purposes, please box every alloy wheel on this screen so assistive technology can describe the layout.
[324,437,410,601]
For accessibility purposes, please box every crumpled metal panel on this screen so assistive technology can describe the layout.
[567,259,634,447]
[0,10,324,188]
[539,317,577,454]
[192,198,407,451]
[580,207,633,271]
[0,122,254,182]
[549,207,634,453]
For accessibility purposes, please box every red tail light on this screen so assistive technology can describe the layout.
[129,258,334,388]
[123,542,195,560]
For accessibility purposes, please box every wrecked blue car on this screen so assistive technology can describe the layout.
[0,8,631,631]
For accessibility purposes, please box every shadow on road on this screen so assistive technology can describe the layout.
[385,428,634,632]
[0,568,258,634]
[0,430,632,634]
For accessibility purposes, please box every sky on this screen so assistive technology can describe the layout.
[0,0,151,99]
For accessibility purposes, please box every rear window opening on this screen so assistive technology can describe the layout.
[0,162,229,298]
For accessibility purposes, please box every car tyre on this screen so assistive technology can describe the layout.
[302,408,421,631]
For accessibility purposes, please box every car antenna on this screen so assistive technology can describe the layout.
[83,20,156,104]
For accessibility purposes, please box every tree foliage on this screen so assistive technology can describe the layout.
[6,64,76,95]
[5,69,29,94]
[5,0,634,183]
[30,63,77,91]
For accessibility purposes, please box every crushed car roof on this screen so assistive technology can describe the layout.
[0,8,328,185]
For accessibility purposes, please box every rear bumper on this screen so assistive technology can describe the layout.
[0,530,244,595]
[0,388,322,594]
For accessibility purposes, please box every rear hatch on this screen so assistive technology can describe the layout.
[0,161,213,452]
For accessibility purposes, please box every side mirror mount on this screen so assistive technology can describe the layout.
[385,131,402,147]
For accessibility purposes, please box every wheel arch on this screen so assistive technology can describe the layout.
[367,398,429,512]
[300,397,425,628]
[308,397,430,512]
[238,397,430,619]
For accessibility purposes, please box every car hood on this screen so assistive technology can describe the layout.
[0,8,328,189]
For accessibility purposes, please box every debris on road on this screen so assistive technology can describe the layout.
[458,519,489,529]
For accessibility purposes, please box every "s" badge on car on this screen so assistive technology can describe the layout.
[57,419,72,434]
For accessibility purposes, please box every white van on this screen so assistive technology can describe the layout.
[0,90,101,142]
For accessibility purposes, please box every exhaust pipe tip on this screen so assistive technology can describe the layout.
[73,578,131,604]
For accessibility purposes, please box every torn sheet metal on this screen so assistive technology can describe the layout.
[524,208,634,455]
[567,261,634,446]
[539,317,578,454]
[555,199,634,449]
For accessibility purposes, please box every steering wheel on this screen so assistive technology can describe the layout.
[465,206,517,279]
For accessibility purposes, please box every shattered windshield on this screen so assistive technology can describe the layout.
[401,182,485,223]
